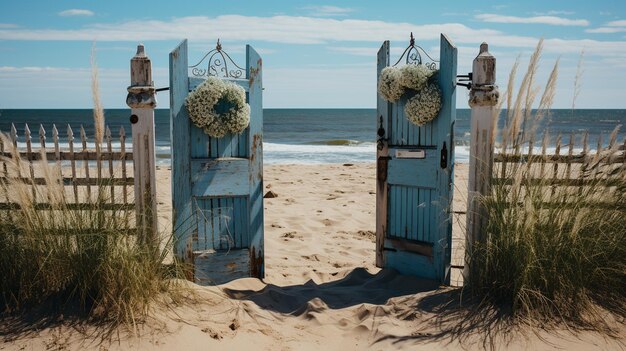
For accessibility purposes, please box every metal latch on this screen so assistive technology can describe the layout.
[440,142,448,169]
[377,115,387,150]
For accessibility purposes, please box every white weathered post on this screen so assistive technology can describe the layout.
[126,44,158,249]
[464,43,499,282]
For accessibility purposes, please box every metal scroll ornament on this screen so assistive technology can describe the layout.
[393,32,438,70]
[189,39,245,79]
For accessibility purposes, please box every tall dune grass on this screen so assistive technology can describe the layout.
[0,47,183,329]
[467,40,626,331]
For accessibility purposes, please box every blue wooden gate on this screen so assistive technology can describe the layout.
[375,34,456,284]
[170,40,264,285]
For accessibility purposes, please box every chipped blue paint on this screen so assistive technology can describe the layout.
[376,34,456,284]
[170,41,264,285]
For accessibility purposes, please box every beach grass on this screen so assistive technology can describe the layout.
[0,46,185,330]
[466,40,626,332]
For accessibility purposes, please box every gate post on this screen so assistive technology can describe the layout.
[126,44,158,249]
[464,43,498,282]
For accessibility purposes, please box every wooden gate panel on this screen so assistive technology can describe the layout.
[196,196,249,250]
[376,34,457,284]
[388,185,436,243]
[170,40,264,284]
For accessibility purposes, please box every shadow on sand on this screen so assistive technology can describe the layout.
[0,299,120,345]
[223,267,519,350]
[222,267,440,314]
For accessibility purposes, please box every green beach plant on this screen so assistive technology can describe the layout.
[467,40,626,333]
[0,47,185,330]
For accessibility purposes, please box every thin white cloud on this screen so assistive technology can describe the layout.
[586,27,626,34]
[475,13,589,26]
[607,20,626,27]
[58,9,94,17]
[0,15,625,60]
[303,5,354,17]
[0,15,502,44]
[533,10,575,16]
[0,23,18,29]
[585,19,626,34]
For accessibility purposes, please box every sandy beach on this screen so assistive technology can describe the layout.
[2,162,622,350]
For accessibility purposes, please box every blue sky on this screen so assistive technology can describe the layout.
[0,0,625,108]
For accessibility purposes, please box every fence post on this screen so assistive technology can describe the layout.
[464,43,499,282]
[126,44,158,249]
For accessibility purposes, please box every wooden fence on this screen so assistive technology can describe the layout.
[0,45,159,244]
[494,131,626,186]
[493,131,626,205]
[0,123,135,212]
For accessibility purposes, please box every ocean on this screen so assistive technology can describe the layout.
[0,109,624,165]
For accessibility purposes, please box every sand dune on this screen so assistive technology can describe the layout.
[2,163,623,350]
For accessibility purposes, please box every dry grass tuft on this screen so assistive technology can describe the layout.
[466,41,626,335]
[0,45,187,332]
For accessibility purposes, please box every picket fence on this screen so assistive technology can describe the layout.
[0,123,135,213]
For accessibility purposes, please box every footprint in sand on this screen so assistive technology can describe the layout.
[302,254,322,261]
[322,219,335,226]
[201,327,222,340]
[282,231,302,241]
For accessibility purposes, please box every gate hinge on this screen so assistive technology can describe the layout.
[456,73,472,90]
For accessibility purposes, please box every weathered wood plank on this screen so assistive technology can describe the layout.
[193,249,251,285]
[105,126,115,202]
[120,126,129,205]
[387,153,438,188]
[0,202,135,211]
[0,151,133,161]
[80,125,91,202]
[67,125,79,202]
[0,177,134,186]
[191,159,250,197]
[551,134,562,197]
[375,40,390,268]
[566,132,575,180]
[492,177,625,187]
[170,39,195,263]
[435,34,457,284]
[128,44,159,247]
[247,45,265,279]
[385,237,433,257]
[24,124,37,201]
[10,125,20,178]
[493,152,625,164]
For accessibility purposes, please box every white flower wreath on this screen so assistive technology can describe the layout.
[378,67,404,102]
[185,76,250,138]
[399,64,435,91]
[404,83,442,126]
